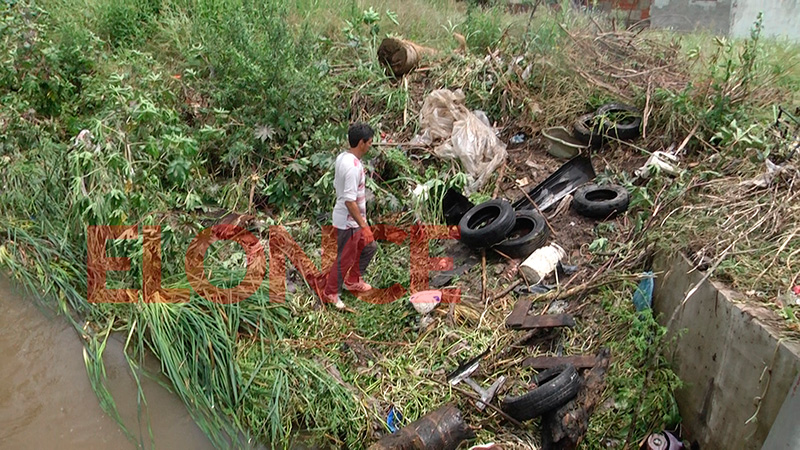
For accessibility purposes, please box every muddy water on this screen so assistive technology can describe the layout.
[0,278,214,450]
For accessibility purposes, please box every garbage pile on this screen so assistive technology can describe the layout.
[374,91,689,448]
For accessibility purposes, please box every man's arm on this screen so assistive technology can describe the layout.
[345,201,374,243]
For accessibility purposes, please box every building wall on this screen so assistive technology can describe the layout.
[649,0,733,35]
[593,0,654,20]
[729,0,800,39]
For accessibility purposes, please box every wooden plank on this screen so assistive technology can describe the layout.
[506,299,532,328]
[522,355,598,370]
[518,313,575,330]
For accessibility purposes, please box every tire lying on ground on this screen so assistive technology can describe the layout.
[595,103,642,141]
[458,199,516,249]
[501,364,581,421]
[572,113,604,149]
[493,210,549,259]
[572,183,630,219]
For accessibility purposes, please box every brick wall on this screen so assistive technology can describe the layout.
[593,0,652,21]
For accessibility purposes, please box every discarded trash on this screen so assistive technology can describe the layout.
[506,298,575,329]
[444,113,507,194]
[547,300,569,315]
[635,151,681,179]
[519,243,567,285]
[469,444,499,450]
[572,183,630,219]
[514,283,553,295]
[473,110,491,128]
[523,355,599,370]
[386,406,403,433]
[459,199,516,249]
[512,155,596,212]
[494,210,549,259]
[558,262,579,276]
[412,89,507,194]
[514,313,575,330]
[542,126,587,159]
[510,133,526,144]
[573,113,604,149]
[368,403,475,450]
[594,103,643,141]
[448,349,505,411]
[643,431,684,450]
[501,364,581,421]
[632,272,655,312]
[410,290,442,315]
[515,177,529,187]
[412,89,467,145]
[377,37,434,77]
[740,159,795,189]
[781,286,800,307]
[442,188,475,226]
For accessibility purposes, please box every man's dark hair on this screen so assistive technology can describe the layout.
[348,122,375,148]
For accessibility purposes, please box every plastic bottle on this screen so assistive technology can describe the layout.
[519,243,566,285]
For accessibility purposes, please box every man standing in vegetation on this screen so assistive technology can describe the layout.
[322,123,378,309]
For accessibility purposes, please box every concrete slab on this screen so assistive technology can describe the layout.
[653,254,800,449]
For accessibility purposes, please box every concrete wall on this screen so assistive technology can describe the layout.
[730,0,800,39]
[762,373,800,449]
[649,0,733,35]
[653,254,800,449]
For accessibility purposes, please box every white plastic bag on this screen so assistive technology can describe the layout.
[413,89,507,194]
[411,89,470,146]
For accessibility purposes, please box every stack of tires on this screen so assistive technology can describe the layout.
[458,199,549,258]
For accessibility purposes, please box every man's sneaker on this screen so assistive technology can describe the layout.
[323,292,346,310]
[344,278,372,293]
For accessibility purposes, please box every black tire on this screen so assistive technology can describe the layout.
[572,113,604,149]
[458,199,516,249]
[572,183,630,219]
[501,365,581,421]
[493,210,549,259]
[595,103,642,140]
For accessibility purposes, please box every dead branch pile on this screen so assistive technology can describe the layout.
[560,26,690,100]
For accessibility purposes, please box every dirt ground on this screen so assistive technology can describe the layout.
[498,131,647,271]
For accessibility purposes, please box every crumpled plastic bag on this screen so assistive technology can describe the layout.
[739,159,795,189]
[411,89,470,146]
[411,89,507,194]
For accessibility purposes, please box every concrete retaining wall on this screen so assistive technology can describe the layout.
[653,254,800,449]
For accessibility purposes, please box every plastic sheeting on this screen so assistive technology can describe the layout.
[411,89,507,194]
